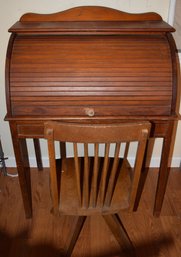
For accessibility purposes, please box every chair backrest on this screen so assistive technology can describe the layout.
[44,121,150,212]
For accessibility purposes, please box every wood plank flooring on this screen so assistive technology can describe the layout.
[0,168,181,257]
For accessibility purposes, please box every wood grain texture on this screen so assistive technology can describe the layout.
[44,122,150,216]
[10,34,173,117]
[5,6,180,220]
[19,6,162,22]
[9,21,175,34]
[43,121,150,255]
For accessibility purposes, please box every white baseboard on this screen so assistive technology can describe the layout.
[5,156,181,168]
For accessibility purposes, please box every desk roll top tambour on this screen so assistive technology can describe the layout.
[5,6,180,218]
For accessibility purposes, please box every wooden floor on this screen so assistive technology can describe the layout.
[0,167,181,257]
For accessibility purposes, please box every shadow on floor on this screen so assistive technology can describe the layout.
[0,228,174,257]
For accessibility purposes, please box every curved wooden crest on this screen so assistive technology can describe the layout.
[20,6,162,22]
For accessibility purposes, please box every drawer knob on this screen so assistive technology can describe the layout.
[84,107,95,117]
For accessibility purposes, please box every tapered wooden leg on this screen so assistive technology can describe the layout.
[10,123,32,219]
[18,138,32,218]
[33,138,43,171]
[133,138,155,211]
[66,216,86,257]
[154,121,175,216]
[103,214,134,250]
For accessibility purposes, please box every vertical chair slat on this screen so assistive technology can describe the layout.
[90,143,99,207]
[99,143,110,207]
[46,129,59,210]
[104,143,121,207]
[124,142,130,160]
[82,143,89,208]
[73,143,82,206]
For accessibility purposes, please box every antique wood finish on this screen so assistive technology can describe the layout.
[33,138,43,171]
[5,6,180,218]
[9,35,173,117]
[44,121,150,255]
[9,121,32,218]
[19,6,162,22]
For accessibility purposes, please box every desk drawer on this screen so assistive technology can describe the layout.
[17,124,44,138]
[12,103,171,117]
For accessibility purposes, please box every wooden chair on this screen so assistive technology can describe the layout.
[44,121,150,256]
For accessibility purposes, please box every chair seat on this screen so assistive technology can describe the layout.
[55,157,132,216]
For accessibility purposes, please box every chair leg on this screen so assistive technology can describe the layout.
[66,216,86,257]
[102,214,134,250]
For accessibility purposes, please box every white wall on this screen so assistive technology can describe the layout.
[0,0,180,167]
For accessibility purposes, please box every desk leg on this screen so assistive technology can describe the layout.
[33,138,43,171]
[133,138,155,211]
[153,121,174,216]
[10,123,32,218]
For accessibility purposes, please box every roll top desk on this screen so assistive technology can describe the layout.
[5,6,180,218]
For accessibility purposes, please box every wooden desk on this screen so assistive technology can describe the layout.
[5,6,180,218]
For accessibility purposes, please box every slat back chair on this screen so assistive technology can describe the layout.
[44,121,150,256]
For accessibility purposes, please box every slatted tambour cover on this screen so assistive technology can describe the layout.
[10,34,172,116]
